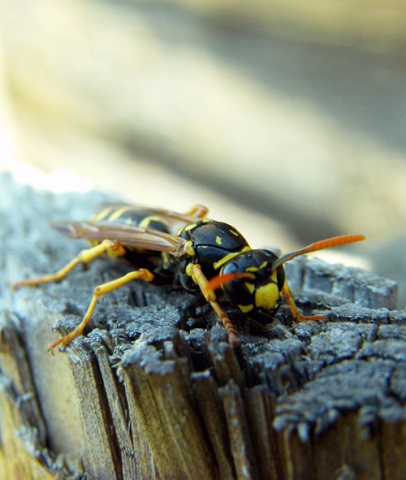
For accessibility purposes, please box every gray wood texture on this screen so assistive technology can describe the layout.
[1,173,405,479]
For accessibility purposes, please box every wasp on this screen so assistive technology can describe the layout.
[12,204,365,353]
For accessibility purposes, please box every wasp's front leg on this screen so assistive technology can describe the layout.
[281,281,325,323]
[190,264,239,345]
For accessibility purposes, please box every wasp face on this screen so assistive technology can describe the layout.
[220,250,286,318]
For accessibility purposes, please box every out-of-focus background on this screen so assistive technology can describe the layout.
[0,1,405,305]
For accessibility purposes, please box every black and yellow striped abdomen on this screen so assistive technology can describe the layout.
[88,205,177,282]
[90,205,173,232]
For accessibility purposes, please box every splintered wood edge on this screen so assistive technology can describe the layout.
[2,174,405,479]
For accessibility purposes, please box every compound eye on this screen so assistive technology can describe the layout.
[276,265,285,291]
[222,261,239,275]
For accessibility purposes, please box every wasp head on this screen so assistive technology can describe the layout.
[208,249,286,318]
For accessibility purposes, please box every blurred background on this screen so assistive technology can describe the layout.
[0,0,405,305]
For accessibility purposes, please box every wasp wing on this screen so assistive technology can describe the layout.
[90,204,208,231]
[137,204,208,223]
[52,220,187,256]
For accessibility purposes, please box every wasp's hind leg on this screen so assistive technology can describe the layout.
[12,239,126,289]
[190,264,239,345]
[281,281,325,323]
[47,268,155,354]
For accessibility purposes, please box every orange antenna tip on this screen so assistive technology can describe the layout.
[271,234,366,273]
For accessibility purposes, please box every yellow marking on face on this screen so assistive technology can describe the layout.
[216,236,222,245]
[107,206,134,221]
[238,304,254,313]
[254,283,279,310]
[229,229,239,236]
[244,282,255,294]
[213,246,251,270]
[246,260,268,273]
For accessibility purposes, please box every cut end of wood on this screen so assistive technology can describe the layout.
[2,173,405,479]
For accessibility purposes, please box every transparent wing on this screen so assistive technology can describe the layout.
[128,204,208,224]
[90,204,209,231]
[52,220,188,256]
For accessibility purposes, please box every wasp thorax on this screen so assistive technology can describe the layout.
[220,250,285,316]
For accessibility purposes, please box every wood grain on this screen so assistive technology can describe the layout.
[1,173,405,479]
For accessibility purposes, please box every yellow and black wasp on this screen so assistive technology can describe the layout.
[13,204,365,353]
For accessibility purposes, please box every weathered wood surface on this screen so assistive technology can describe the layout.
[1,172,406,479]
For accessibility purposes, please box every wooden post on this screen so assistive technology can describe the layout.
[1,173,404,479]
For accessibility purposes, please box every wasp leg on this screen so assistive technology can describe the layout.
[184,205,209,219]
[12,239,126,289]
[281,281,325,322]
[190,264,239,345]
[47,268,155,354]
